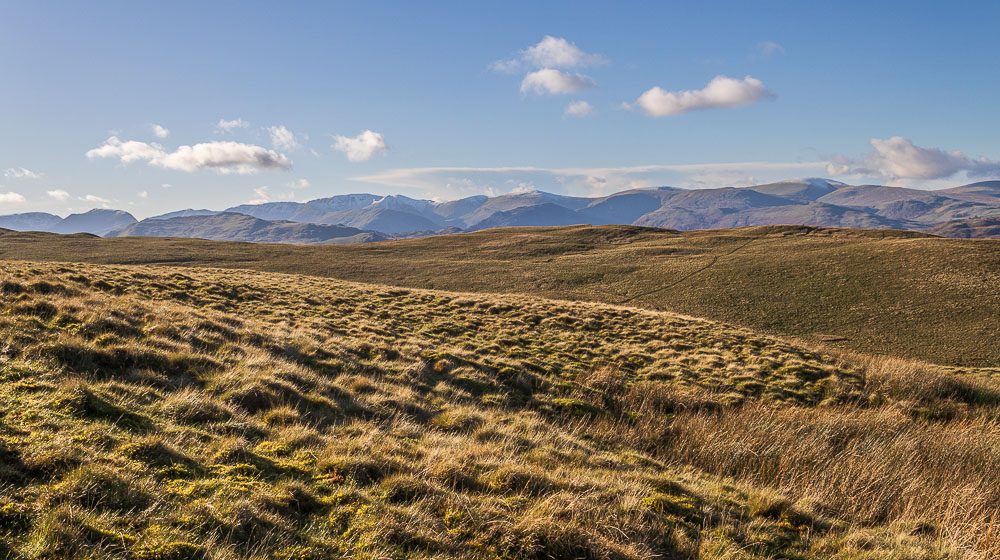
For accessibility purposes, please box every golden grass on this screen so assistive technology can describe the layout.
[0,260,994,558]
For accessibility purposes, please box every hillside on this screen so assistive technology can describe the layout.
[107,213,386,244]
[927,217,1000,239]
[1,260,997,558]
[3,225,1000,366]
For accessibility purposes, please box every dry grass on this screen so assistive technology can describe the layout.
[0,260,994,558]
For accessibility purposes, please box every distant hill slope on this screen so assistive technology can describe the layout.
[0,211,62,231]
[48,209,137,235]
[926,217,1000,238]
[469,202,587,230]
[108,212,386,244]
[4,224,1000,366]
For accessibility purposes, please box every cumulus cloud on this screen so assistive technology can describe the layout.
[332,130,388,162]
[0,192,26,204]
[351,160,825,199]
[86,136,292,174]
[47,189,70,201]
[492,36,606,73]
[828,136,1000,181]
[216,118,249,133]
[151,124,170,138]
[564,100,595,117]
[627,75,774,117]
[521,69,596,95]
[267,125,301,151]
[4,167,41,179]
[138,191,148,198]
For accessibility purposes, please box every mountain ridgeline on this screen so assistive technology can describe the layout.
[5,178,1000,243]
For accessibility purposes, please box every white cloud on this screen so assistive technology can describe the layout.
[86,136,165,163]
[0,192,26,204]
[3,167,41,179]
[138,191,148,198]
[151,124,170,138]
[352,161,825,199]
[627,75,774,117]
[47,189,70,201]
[332,130,388,162]
[82,194,111,207]
[564,100,595,117]
[756,41,785,57]
[267,125,301,151]
[492,36,606,73]
[288,179,309,189]
[521,69,596,95]
[828,136,1000,181]
[216,118,249,133]
[86,136,292,174]
[161,183,172,189]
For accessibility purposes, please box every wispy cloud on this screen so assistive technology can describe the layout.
[491,35,606,73]
[86,136,292,174]
[828,136,1000,182]
[332,130,388,162]
[47,189,70,201]
[215,118,249,133]
[626,75,774,117]
[755,41,785,58]
[352,161,826,199]
[267,125,302,151]
[3,167,42,179]
[247,185,298,205]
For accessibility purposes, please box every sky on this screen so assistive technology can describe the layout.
[2,0,999,218]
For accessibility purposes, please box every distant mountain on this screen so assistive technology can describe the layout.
[469,203,588,230]
[148,209,219,220]
[49,209,137,235]
[925,217,1000,239]
[0,212,62,231]
[937,181,1000,204]
[744,178,846,201]
[14,177,1000,243]
[108,213,387,244]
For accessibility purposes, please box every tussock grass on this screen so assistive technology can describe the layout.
[0,260,994,558]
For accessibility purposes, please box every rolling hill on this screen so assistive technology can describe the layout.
[0,259,996,558]
[4,224,1000,366]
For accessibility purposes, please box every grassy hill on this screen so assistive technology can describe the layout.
[1,260,998,558]
[3,225,1000,366]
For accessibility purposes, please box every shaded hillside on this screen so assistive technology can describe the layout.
[108,213,386,244]
[927,217,1000,239]
[4,224,1000,366]
[469,202,587,230]
[0,260,994,558]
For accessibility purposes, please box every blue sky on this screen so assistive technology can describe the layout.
[2,0,999,218]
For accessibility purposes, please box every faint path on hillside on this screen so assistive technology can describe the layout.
[617,237,771,305]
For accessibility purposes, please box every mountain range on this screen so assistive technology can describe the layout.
[5,178,1000,243]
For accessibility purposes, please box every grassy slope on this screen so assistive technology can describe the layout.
[3,225,1000,366]
[3,260,999,559]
